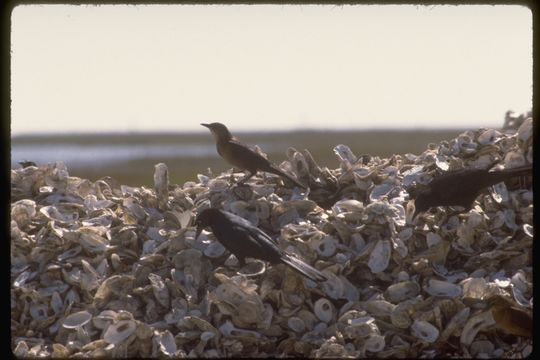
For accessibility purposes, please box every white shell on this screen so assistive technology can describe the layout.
[517,117,532,142]
[411,320,439,343]
[461,277,488,300]
[310,236,338,257]
[314,298,335,323]
[503,151,526,168]
[460,311,496,346]
[333,144,357,164]
[364,334,385,352]
[84,194,115,211]
[219,320,260,338]
[287,317,306,333]
[347,316,378,337]
[148,273,170,308]
[11,199,36,228]
[29,303,49,321]
[92,310,117,330]
[79,232,109,253]
[368,239,391,273]
[477,128,501,145]
[103,320,137,344]
[340,276,360,302]
[155,330,177,356]
[62,310,92,329]
[40,205,78,223]
[203,241,227,258]
[370,183,394,201]
[435,155,450,171]
[490,182,508,203]
[523,224,533,237]
[384,281,420,303]
[426,232,442,248]
[153,162,169,204]
[50,291,64,315]
[398,227,413,241]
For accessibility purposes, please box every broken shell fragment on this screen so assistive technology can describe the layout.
[411,320,439,343]
[364,334,385,352]
[314,298,335,323]
[460,310,496,346]
[368,239,391,273]
[62,310,92,329]
[384,281,420,303]
[103,320,137,345]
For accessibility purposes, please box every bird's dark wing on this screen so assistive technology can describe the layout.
[224,140,272,171]
[218,211,283,262]
[428,169,487,198]
[428,169,486,188]
[221,210,259,228]
[486,165,533,186]
[222,140,305,188]
[216,210,326,282]
[221,211,281,245]
[267,164,306,188]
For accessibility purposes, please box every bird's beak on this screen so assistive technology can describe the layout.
[201,123,210,129]
[195,226,202,239]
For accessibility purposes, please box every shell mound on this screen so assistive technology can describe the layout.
[11,120,533,358]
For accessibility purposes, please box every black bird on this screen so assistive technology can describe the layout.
[195,208,327,282]
[19,160,37,168]
[201,122,305,188]
[412,164,533,219]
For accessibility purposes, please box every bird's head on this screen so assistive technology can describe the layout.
[195,208,219,239]
[201,122,233,141]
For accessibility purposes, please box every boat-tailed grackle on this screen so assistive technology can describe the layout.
[412,164,532,219]
[195,208,327,282]
[201,122,305,188]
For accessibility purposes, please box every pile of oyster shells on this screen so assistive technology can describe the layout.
[11,118,532,358]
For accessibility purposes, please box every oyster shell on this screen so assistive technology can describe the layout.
[10,116,533,357]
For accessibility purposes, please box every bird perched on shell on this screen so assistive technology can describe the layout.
[202,122,306,188]
[410,164,533,219]
[195,208,327,282]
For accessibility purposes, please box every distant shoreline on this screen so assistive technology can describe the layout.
[10,129,470,186]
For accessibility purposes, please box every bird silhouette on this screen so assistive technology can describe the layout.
[412,164,532,219]
[195,208,327,282]
[202,122,305,188]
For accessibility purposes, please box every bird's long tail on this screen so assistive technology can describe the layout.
[281,254,328,282]
[267,165,306,188]
[487,164,533,186]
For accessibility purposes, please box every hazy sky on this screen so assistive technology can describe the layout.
[11,5,532,135]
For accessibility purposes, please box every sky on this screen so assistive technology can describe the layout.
[10,4,532,135]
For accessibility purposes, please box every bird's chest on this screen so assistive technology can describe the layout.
[216,141,248,169]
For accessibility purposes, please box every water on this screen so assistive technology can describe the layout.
[10,141,280,169]
[10,143,216,169]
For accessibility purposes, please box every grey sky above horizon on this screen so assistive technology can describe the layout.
[11,5,532,135]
